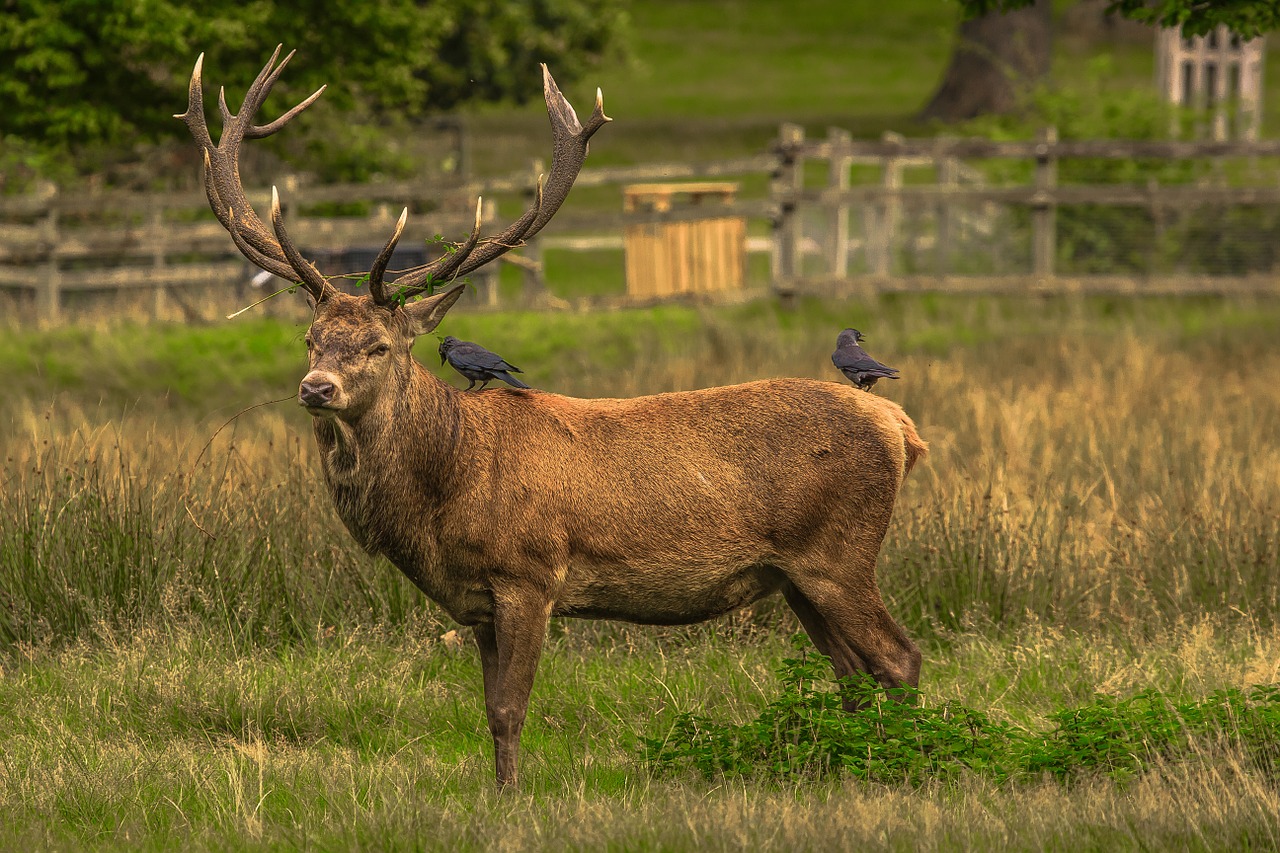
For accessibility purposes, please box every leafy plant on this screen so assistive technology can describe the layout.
[642,635,1027,784]
[643,636,1280,785]
[1031,685,1280,782]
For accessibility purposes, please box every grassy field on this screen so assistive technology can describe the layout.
[3,294,1279,849]
[6,2,1280,847]
[463,0,1280,174]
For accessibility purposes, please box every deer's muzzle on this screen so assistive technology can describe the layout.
[299,373,342,413]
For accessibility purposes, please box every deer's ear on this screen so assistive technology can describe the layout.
[402,283,466,335]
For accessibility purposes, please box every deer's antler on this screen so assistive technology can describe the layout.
[176,46,332,301]
[369,64,610,305]
[180,49,609,309]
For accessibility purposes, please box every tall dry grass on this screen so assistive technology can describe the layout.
[2,307,1279,849]
[2,306,1277,649]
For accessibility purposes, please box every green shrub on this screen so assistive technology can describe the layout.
[642,637,1280,785]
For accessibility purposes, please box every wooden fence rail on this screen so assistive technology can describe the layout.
[5,127,1280,321]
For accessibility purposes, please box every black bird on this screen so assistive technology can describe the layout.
[438,336,531,391]
[831,328,899,391]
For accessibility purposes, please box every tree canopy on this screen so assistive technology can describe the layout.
[0,0,626,179]
[959,0,1280,38]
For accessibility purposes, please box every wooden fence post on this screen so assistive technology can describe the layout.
[1032,126,1058,281]
[869,133,904,278]
[826,128,851,278]
[771,123,805,293]
[39,203,61,323]
[935,143,958,276]
[150,207,169,319]
[1148,177,1165,277]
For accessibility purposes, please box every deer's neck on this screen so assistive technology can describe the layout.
[312,361,465,554]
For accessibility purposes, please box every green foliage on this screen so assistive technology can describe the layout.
[963,57,1186,148]
[642,636,1026,783]
[643,637,1280,785]
[0,0,627,180]
[1031,686,1280,781]
[959,58,1280,277]
[959,0,1280,37]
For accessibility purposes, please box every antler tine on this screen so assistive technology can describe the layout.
[203,150,316,288]
[174,53,212,150]
[432,180,541,284]
[392,193,531,300]
[227,46,326,142]
[528,64,610,235]
[270,187,334,299]
[226,216,300,282]
[217,44,285,150]
[247,84,326,139]
[177,47,330,301]
[427,197,489,282]
[368,208,408,304]
[388,66,608,303]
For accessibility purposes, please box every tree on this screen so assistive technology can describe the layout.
[924,0,1280,123]
[0,0,626,181]
[920,0,1051,122]
[961,0,1280,38]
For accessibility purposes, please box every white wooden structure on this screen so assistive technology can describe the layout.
[1156,26,1265,140]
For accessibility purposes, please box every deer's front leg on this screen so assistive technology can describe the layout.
[474,590,551,788]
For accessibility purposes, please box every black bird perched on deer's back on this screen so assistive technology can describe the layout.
[831,328,899,391]
[438,336,531,391]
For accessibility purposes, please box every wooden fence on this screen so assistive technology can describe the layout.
[4,128,1280,320]
[769,125,1280,298]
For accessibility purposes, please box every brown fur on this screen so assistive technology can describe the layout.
[300,290,927,786]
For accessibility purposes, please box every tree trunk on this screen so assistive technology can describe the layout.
[919,0,1053,122]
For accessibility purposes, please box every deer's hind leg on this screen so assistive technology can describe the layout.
[782,530,921,703]
[781,582,867,678]
[788,578,920,699]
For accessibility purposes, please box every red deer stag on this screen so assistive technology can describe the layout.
[179,47,928,787]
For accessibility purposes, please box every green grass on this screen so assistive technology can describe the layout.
[4,622,1280,850]
[460,0,1280,175]
[9,293,1280,409]
[5,295,1280,847]
[592,0,958,122]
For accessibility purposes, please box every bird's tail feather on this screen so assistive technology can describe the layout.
[498,372,531,389]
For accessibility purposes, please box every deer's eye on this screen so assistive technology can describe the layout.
[305,337,314,350]
[368,343,390,357]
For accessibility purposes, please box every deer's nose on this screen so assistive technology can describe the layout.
[299,379,336,407]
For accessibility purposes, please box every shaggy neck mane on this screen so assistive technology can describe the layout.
[313,353,467,504]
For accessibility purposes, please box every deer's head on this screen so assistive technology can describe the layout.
[176,46,608,420]
[297,286,462,419]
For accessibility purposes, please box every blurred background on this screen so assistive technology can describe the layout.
[2,3,1280,843]
[5,0,1280,317]
[2,0,1278,660]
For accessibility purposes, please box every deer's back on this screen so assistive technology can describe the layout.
[455,378,909,553]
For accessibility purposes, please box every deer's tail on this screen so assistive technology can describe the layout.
[894,407,928,478]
